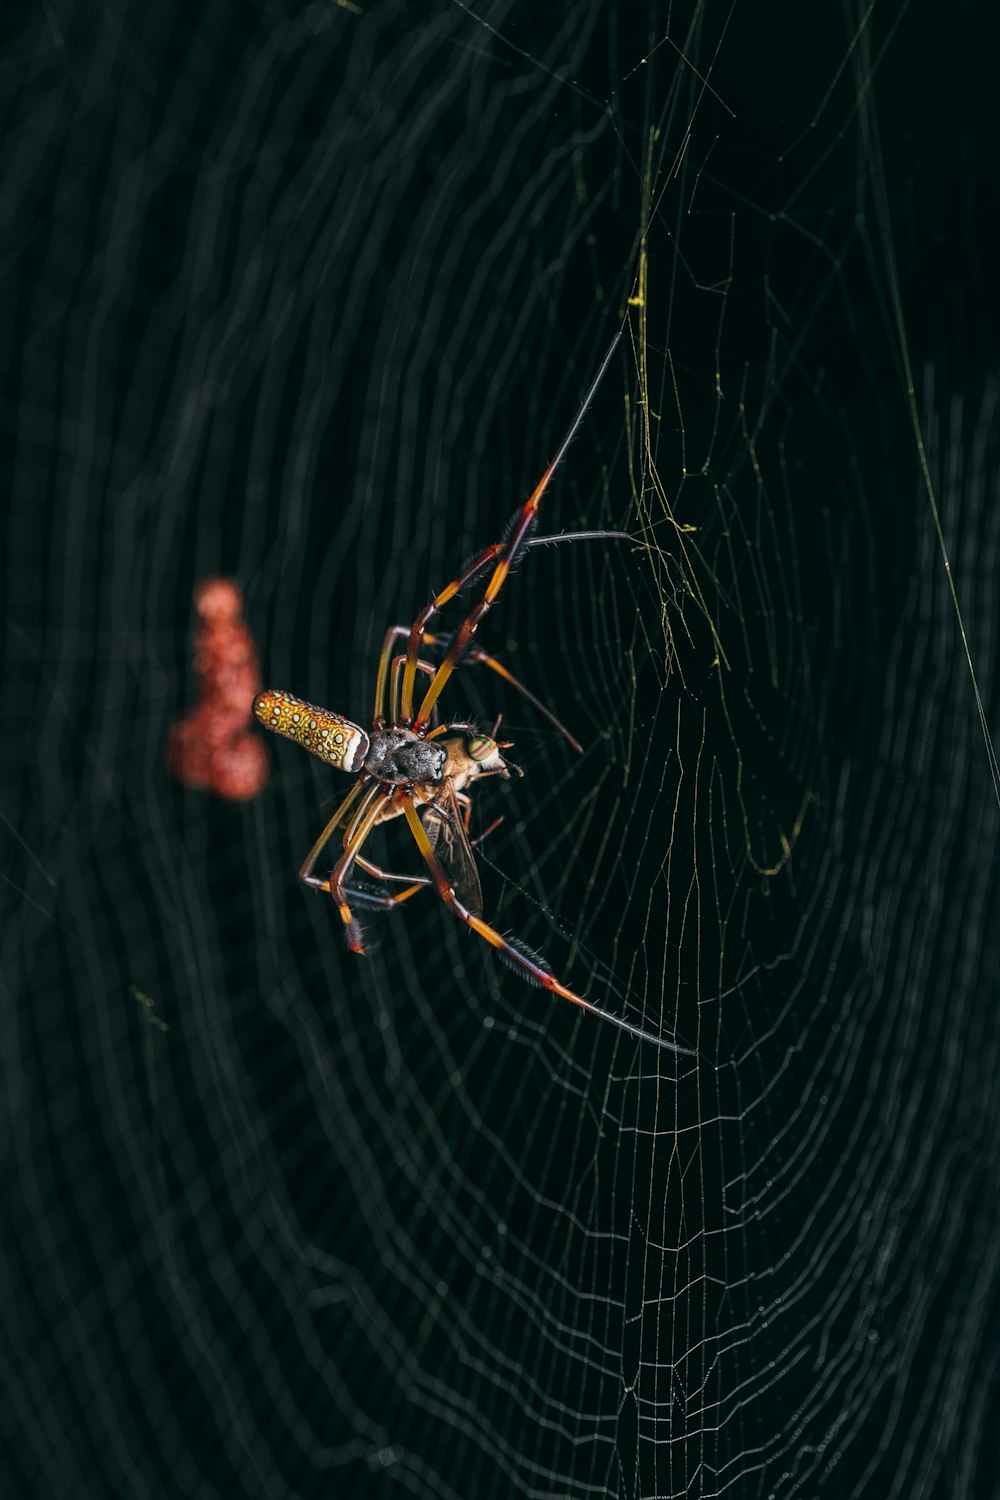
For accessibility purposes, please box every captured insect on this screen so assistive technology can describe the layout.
[255,333,680,1050]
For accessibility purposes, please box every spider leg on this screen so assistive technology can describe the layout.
[319,787,433,910]
[390,653,435,725]
[320,785,392,952]
[381,624,580,750]
[298,782,366,890]
[373,626,399,726]
[413,335,622,731]
[399,544,506,722]
[374,626,439,726]
[459,641,581,752]
[400,793,686,1051]
[401,790,578,995]
[410,481,556,731]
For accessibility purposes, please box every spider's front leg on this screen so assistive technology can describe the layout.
[397,544,505,724]
[376,624,580,749]
[408,334,622,731]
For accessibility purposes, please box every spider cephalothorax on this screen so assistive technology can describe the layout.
[363,728,446,786]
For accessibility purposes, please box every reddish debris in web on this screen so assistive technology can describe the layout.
[167,578,270,801]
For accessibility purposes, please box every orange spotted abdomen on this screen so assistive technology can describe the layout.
[253,690,369,773]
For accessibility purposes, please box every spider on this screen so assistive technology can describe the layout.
[254,334,680,1050]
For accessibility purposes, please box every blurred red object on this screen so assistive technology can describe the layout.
[167,578,270,801]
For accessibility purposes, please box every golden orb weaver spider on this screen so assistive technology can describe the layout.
[254,332,680,1051]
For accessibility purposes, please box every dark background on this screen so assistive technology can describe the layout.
[3,1,999,1496]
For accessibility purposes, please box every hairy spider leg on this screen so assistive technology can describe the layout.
[410,474,554,731]
[373,624,398,726]
[351,786,434,899]
[379,624,580,750]
[312,775,482,931]
[399,793,684,1051]
[412,333,622,732]
[296,767,425,896]
[375,624,481,726]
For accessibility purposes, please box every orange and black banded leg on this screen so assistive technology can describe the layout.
[413,334,623,731]
[298,780,375,895]
[399,543,507,722]
[400,794,592,1005]
[411,493,550,730]
[400,794,688,1051]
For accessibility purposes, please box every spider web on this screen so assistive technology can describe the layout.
[3,1,999,1497]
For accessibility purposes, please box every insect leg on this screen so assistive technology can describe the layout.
[346,851,431,908]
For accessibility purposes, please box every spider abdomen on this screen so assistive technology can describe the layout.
[253,690,369,772]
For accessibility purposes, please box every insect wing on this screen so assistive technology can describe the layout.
[422,781,484,917]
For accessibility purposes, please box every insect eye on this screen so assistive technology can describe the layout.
[467,735,495,762]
